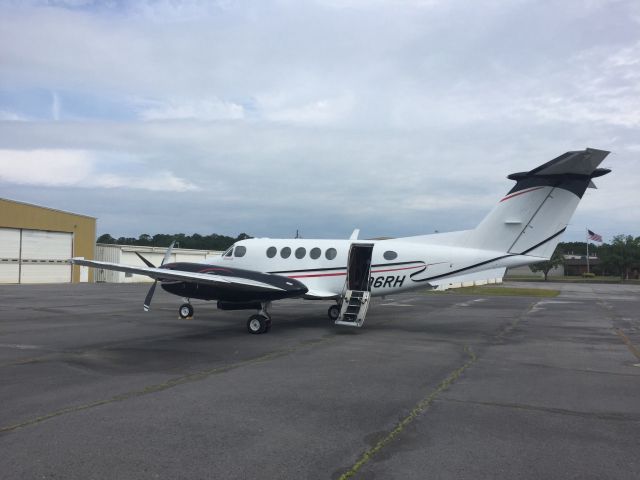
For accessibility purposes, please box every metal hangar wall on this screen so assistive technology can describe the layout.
[95,244,222,283]
[0,198,96,284]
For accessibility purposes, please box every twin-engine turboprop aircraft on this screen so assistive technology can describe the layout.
[72,148,610,334]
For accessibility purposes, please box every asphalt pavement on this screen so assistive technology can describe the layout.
[0,281,638,479]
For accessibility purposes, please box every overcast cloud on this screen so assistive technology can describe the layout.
[0,0,638,241]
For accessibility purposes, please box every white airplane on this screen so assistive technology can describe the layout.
[72,148,610,334]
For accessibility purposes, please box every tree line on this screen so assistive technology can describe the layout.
[531,235,640,280]
[97,232,252,251]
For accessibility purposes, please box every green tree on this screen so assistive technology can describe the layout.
[138,233,152,244]
[96,233,116,244]
[529,246,565,281]
[600,235,640,280]
[96,232,253,251]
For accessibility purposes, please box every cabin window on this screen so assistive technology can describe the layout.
[295,247,306,259]
[266,246,277,258]
[383,250,398,261]
[234,246,247,257]
[325,248,337,260]
[310,247,321,259]
[281,247,291,259]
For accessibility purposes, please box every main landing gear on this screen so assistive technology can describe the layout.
[328,304,340,321]
[178,301,194,319]
[247,302,272,334]
[177,299,273,334]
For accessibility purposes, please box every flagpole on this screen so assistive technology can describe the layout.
[586,228,590,274]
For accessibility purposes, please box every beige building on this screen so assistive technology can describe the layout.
[0,198,96,284]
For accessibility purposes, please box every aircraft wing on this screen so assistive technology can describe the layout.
[69,258,285,292]
[303,289,340,300]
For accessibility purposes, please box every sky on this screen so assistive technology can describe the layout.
[0,0,639,242]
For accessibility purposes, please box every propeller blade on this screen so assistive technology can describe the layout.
[161,240,176,266]
[143,280,157,312]
[135,251,156,268]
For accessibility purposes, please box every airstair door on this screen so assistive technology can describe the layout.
[335,243,373,327]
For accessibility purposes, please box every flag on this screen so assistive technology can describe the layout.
[587,229,603,242]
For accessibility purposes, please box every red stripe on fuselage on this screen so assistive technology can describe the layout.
[500,186,544,202]
[287,264,423,279]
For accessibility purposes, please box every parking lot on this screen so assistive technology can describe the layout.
[1,282,639,479]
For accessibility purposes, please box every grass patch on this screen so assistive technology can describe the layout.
[427,285,560,297]
[506,275,640,284]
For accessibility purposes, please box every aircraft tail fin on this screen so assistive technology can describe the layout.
[466,148,610,258]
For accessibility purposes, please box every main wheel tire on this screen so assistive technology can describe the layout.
[328,304,340,321]
[247,314,268,334]
[179,303,194,319]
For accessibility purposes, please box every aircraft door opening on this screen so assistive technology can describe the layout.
[347,243,373,291]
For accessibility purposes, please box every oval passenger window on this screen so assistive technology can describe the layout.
[266,246,277,258]
[310,247,321,259]
[325,248,337,260]
[281,247,291,259]
[295,247,306,259]
[383,250,397,261]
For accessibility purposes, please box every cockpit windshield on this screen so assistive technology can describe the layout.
[223,245,234,257]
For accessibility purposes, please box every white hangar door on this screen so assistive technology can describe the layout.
[20,230,73,284]
[0,228,21,283]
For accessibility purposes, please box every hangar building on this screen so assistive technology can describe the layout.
[0,198,96,284]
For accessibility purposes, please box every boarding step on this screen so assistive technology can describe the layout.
[335,290,371,328]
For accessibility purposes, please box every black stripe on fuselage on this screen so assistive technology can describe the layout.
[518,227,566,255]
[268,261,424,275]
[410,255,514,283]
[411,227,568,283]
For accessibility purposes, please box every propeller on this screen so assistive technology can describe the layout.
[139,241,176,312]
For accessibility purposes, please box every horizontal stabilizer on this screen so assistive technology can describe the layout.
[508,148,610,181]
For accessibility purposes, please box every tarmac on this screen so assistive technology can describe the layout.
[0,281,638,479]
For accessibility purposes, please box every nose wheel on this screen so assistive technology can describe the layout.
[179,303,194,319]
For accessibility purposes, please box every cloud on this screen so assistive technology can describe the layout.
[0,0,638,240]
[0,110,28,121]
[51,92,61,121]
[137,97,245,121]
[261,94,355,125]
[0,149,199,192]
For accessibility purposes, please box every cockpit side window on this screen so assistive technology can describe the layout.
[234,246,247,257]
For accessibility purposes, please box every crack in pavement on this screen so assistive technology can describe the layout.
[336,299,538,479]
[440,397,640,422]
[337,345,477,480]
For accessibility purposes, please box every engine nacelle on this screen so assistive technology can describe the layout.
[217,300,262,311]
